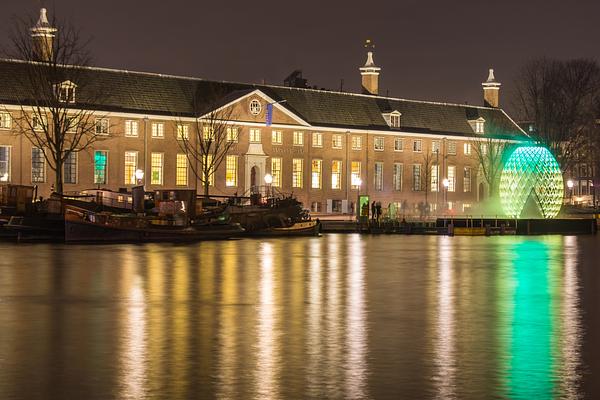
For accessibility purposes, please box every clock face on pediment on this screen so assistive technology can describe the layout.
[249,99,262,116]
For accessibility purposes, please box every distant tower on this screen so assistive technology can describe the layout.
[30,8,57,62]
[359,39,381,95]
[482,68,501,107]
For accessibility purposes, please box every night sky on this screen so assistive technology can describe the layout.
[2,0,599,112]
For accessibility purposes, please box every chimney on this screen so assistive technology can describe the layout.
[482,68,501,107]
[30,8,57,62]
[359,39,381,95]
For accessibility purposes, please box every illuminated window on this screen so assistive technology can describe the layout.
[272,130,283,145]
[66,116,79,133]
[124,151,138,185]
[95,118,109,135]
[151,122,164,138]
[0,112,12,129]
[312,132,323,147]
[311,159,322,189]
[351,161,361,188]
[271,157,282,187]
[177,124,189,140]
[32,114,47,131]
[464,143,471,155]
[94,151,107,185]
[249,128,261,143]
[481,143,488,155]
[292,158,303,188]
[176,154,188,186]
[293,131,304,146]
[203,154,214,186]
[431,165,439,192]
[412,164,421,191]
[475,120,485,134]
[448,141,457,155]
[125,120,138,137]
[31,147,45,183]
[432,140,440,153]
[374,162,383,190]
[351,135,362,150]
[331,160,342,189]
[249,99,262,115]
[332,134,343,149]
[464,166,472,192]
[63,151,77,184]
[447,165,456,192]
[226,155,237,187]
[0,146,10,182]
[374,137,384,151]
[151,152,163,185]
[56,81,76,103]
[227,127,239,142]
[394,137,403,151]
[390,112,401,128]
[393,163,403,191]
[413,139,422,152]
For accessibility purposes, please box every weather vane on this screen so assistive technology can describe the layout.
[364,39,375,50]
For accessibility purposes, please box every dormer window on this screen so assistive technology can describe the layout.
[385,110,402,128]
[469,117,485,134]
[55,80,76,103]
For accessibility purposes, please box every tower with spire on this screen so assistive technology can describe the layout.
[482,68,501,108]
[30,8,57,62]
[359,39,381,95]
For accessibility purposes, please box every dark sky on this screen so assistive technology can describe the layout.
[2,0,599,111]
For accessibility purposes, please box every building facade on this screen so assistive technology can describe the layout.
[0,11,527,216]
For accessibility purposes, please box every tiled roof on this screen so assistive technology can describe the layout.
[0,59,527,140]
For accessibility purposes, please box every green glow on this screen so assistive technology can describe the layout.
[500,146,563,219]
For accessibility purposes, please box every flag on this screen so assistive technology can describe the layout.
[265,103,273,126]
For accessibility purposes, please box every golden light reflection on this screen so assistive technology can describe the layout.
[345,234,368,399]
[434,236,455,399]
[325,234,343,393]
[306,238,323,397]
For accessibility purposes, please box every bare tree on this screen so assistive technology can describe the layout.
[175,93,238,197]
[3,9,109,194]
[512,58,600,172]
[421,146,436,208]
[472,137,511,198]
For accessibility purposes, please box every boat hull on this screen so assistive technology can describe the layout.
[245,220,320,237]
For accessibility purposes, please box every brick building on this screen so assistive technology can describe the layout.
[0,10,527,215]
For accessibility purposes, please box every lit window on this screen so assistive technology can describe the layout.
[31,147,45,183]
[292,158,303,188]
[226,155,237,187]
[475,120,485,134]
[412,164,421,191]
[63,151,77,184]
[352,136,362,150]
[249,128,261,143]
[374,137,384,151]
[481,144,488,155]
[448,141,457,155]
[351,161,361,188]
[272,130,283,145]
[390,113,401,128]
[413,139,422,152]
[431,165,439,192]
[374,162,383,190]
[95,118,109,135]
[203,154,214,186]
[394,137,403,151]
[332,134,343,149]
[56,81,76,103]
[464,166,472,192]
[311,159,322,189]
[331,160,342,189]
[312,132,323,147]
[393,163,403,191]
[151,153,163,185]
[0,146,10,182]
[152,122,164,138]
[447,165,456,192]
[125,120,138,137]
[94,151,108,185]
[293,131,304,146]
[0,112,13,129]
[227,127,239,142]
[124,151,138,184]
[249,99,262,115]
[464,143,472,155]
[177,124,189,140]
[176,154,188,186]
[66,116,79,133]
[271,157,282,187]
[32,114,47,131]
[432,140,440,153]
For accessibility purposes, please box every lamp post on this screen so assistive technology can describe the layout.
[442,178,449,211]
[135,169,144,186]
[355,177,362,220]
[567,179,574,205]
[264,173,273,199]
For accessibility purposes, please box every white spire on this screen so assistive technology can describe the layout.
[35,8,51,29]
[365,51,375,67]
[482,68,501,87]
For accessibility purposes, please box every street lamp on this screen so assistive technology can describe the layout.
[264,173,273,198]
[135,169,144,186]
[567,179,574,205]
[442,178,449,210]
[355,177,362,219]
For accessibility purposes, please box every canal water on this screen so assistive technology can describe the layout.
[0,235,599,399]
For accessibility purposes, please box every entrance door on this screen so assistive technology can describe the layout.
[251,166,258,193]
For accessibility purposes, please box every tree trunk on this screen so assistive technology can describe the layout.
[203,170,210,197]
[54,160,63,194]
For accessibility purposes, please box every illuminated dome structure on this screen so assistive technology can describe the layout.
[499,145,564,219]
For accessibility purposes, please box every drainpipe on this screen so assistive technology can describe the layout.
[143,117,148,187]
